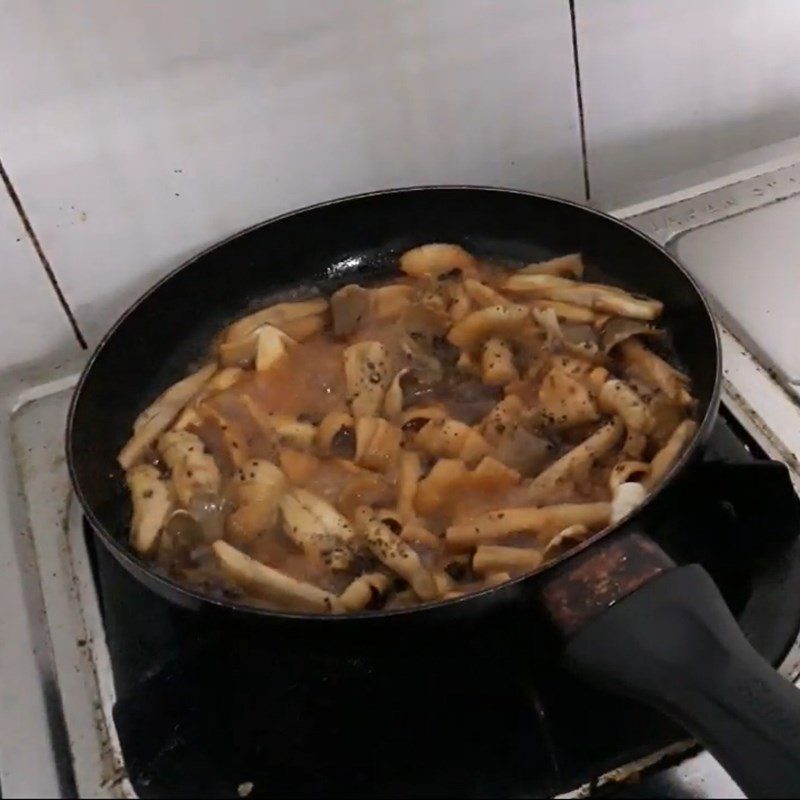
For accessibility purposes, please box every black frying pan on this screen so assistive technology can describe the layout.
[67,187,800,797]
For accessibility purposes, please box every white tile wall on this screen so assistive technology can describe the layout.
[0,184,81,372]
[0,0,584,347]
[576,0,800,204]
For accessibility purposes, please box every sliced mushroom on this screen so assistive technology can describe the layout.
[397,450,422,521]
[447,304,530,349]
[470,456,521,492]
[369,284,415,320]
[445,502,611,550]
[542,523,590,562]
[518,253,584,279]
[481,338,518,385]
[212,540,343,613]
[601,318,663,353]
[339,572,393,612]
[223,298,329,344]
[618,339,693,405]
[354,417,402,472]
[383,369,409,420]
[330,284,370,337]
[255,325,295,373]
[279,489,355,570]
[172,367,244,430]
[414,458,470,517]
[196,402,253,469]
[158,430,221,507]
[119,363,217,469]
[316,411,356,457]
[399,243,478,278]
[529,299,596,324]
[480,395,525,445]
[494,426,553,476]
[278,448,320,485]
[473,545,542,575]
[645,419,698,488]
[598,379,648,432]
[279,313,326,342]
[413,418,491,466]
[343,341,392,417]
[505,274,663,321]
[227,460,287,545]
[291,488,356,543]
[539,366,600,429]
[463,278,514,308]
[526,418,624,505]
[353,507,438,601]
[126,464,173,554]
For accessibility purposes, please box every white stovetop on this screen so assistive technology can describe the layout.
[6,140,800,797]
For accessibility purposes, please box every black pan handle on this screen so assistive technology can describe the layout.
[564,564,800,798]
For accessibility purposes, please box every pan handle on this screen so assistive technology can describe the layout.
[564,564,800,798]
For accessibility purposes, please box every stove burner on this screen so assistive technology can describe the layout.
[85,409,800,798]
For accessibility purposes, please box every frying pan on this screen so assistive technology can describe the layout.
[68,187,800,797]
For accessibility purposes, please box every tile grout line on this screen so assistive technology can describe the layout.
[0,156,88,349]
[568,0,591,202]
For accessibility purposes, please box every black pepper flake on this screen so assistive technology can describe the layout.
[381,517,402,534]
[142,489,154,499]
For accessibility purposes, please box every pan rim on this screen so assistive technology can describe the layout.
[66,184,722,622]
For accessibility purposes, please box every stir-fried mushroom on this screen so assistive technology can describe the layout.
[598,379,648,432]
[316,412,356,457]
[126,464,173,554]
[279,489,355,570]
[529,299,596,324]
[482,338,518,385]
[619,339,692,405]
[448,304,530,350]
[518,253,584,279]
[227,460,287,545]
[645,419,697,488]
[158,430,221,507]
[339,572,393,611]
[413,418,491,466]
[223,298,329,344]
[542,523,590,562]
[196,402,253,468]
[330,284,370,337]
[539,364,600,428]
[473,545,542,575]
[256,325,295,373]
[354,417,402,472]
[383,369,409,420]
[505,274,663,321]
[344,341,392,417]
[354,507,438,601]
[119,363,217,469]
[464,278,514,308]
[399,243,478,278]
[601,318,662,353]
[527,418,624,505]
[212,540,344,613]
[369,284,415,319]
[445,502,611,550]
[397,451,422,521]
[219,298,328,366]
[414,458,470,517]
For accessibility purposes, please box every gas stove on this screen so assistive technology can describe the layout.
[5,146,800,798]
